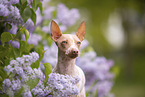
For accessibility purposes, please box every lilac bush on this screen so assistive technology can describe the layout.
[3,52,80,97]
[0,0,115,97]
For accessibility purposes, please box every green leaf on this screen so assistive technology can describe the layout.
[24,29,30,42]
[20,41,33,53]
[0,68,7,80]
[31,0,40,11]
[20,1,28,15]
[1,32,13,44]
[31,60,40,69]
[43,63,52,82]
[26,78,39,90]
[35,46,45,61]
[36,2,43,14]
[12,47,21,58]
[30,9,36,25]
[21,7,32,23]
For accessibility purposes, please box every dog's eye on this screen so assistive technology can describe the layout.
[77,41,81,44]
[62,41,67,44]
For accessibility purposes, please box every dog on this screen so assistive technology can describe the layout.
[51,20,86,97]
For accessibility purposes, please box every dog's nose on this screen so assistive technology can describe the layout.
[72,50,78,55]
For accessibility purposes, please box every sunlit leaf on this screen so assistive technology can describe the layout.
[31,60,40,69]
[26,78,39,90]
[43,63,52,82]
[24,29,30,42]
[1,32,13,44]
[22,7,32,23]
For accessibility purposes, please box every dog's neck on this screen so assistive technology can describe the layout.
[55,48,76,75]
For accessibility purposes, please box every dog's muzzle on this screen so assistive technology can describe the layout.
[65,46,79,58]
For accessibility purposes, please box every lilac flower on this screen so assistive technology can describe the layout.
[10,24,18,34]
[3,52,42,96]
[76,51,114,97]
[32,73,80,97]
[22,33,42,46]
[43,6,55,20]
[81,39,89,49]
[7,5,24,25]
[97,81,114,97]
[42,43,58,67]
[0,4,9,16]
[25,19,35,33]
[23,90,32,97]
[11,40,20,48]
[9,0,19,4]
[42,25,50,33]
[0,0,9,5]
[57,3,80,27]
[36,8,43,25]
[3,79,11,88]
[11,78,21,91]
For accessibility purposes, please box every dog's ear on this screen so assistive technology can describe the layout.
[76,21,86,41]
[51,20,62,42]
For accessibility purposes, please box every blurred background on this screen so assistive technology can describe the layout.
[56,0,145,97]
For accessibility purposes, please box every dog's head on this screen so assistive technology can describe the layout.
[51,20,86,59]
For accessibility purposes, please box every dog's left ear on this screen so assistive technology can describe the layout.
[76,21,86,41]
[51,20,62,42]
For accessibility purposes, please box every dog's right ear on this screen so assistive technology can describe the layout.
[51,20,62,42]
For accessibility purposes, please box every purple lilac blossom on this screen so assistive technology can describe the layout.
[0,0,23,25]
[76,51,114,97]
[43,6,55,20]
[22,33,42,46]
[11,40,20,48]
[36,8,43,25]
[32,73,80,97]
[25,19,35,33]
[0,4,9,16]
[81,39,89,50]
[10,24,18,34]
[42,25,50,33]
[9,0,19,4]
[42,43,58,67]
[3,52,41,96]
[0,0,9,5]
[57,3,80,27]
[7,5,23,25]
[96,81,114,97]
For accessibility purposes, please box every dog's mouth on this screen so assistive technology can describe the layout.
[67,53,78,59]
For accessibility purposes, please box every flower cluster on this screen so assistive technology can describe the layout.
[35,2,80,34]
[32,73,80,97]
[0,0,23,25]
[76,51,114,97]
[57,3,80,27]
[3,52,42,97]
